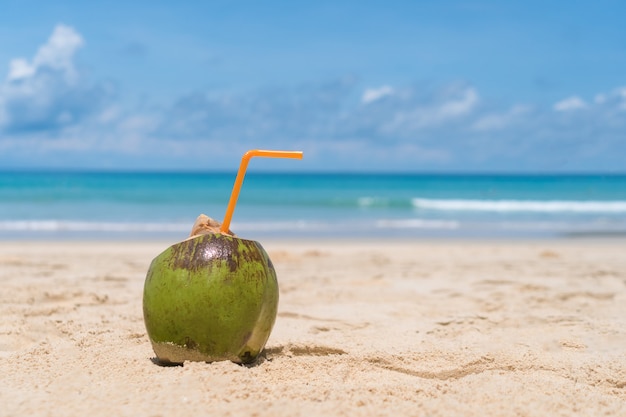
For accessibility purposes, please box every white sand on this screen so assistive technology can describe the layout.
[1,239,625,416]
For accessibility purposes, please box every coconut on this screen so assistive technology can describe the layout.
[143,215,278,365]
[142,149,302,365]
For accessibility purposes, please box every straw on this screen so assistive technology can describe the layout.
[220,149,303,234]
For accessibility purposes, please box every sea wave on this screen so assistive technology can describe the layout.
[356,197,414,208]
[411,198,626,213]
[0,217,465,236]
[375,219,460,229]
[0,220,331,234]
[2,217,625,238]
[0,220,190,233]
[357,197,389,207]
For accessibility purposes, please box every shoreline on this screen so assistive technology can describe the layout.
[2,233,626,246]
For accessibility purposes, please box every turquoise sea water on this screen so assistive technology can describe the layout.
[1,172,626,240]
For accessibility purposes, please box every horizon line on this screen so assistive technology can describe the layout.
[1,168,626,177]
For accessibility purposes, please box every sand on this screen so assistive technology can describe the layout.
[1,238,625,416]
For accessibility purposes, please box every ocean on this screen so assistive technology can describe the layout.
[1,171,625,240]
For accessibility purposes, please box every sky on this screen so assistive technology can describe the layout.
[0,0,625,172]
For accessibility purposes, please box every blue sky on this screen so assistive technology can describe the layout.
[1,0,625,172]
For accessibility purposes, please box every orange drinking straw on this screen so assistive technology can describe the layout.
[220,149,303,234]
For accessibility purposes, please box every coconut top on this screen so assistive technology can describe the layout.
[188,214,236,239]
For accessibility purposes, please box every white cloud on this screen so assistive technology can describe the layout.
[384,86,479,132]
[438,87,479,118]
[553,96,587,111]
[8,59,36,81]
[1,30,625,173]
[472,105,529,131]
[97,106,121,124]
[7,24,83,83]
[594,94,606,104]
[614,87,626,110]
[34,24,84,81]
[361,85,394,104]
[615,87,626,98]
[592,87,626,111]
[120,115,158,132]
[0,24,104,133]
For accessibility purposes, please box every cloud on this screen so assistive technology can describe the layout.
[161,77,357,143]
[0,24,110,134]
[595,87,626,111]
[381,85,479,133]
[472,105,530,131]
[553,96,587,111]
[438,87,479,118]
[7,24,84,83]
[101,79,625,171]
[8,59,36,81]
[1,25,625,171]
[361,85,394,104]
[155,82,486,153]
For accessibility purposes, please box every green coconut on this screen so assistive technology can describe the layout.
[142,215,278,365]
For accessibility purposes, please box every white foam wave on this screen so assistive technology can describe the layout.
[376,219,459,229]
[233,220,330,232]
[0,220,190,233]
[357,197,390,207]
[411,198,626,213]
[0,220,331,234]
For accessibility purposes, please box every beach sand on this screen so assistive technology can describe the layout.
[1,238,625,416]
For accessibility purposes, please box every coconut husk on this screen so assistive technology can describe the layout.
[188,214,236,238]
